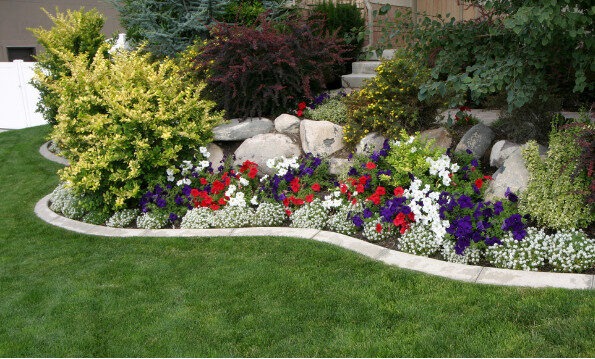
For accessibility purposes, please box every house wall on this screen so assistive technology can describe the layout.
[0,0,123,62]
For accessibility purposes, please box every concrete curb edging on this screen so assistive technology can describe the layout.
[39,141,70,166]
[35,194,594,290]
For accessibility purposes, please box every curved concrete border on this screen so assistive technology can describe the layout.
[39,141,69,166]
[35,195,594,290]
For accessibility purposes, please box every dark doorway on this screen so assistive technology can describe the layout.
[7,47,36,62]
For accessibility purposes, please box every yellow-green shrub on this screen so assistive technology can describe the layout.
[51,44,223,210]
[520,124,594,230]
[343,51,442,147]
[30,8,106,125]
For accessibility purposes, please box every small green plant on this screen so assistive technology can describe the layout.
[520,123,595,230]
[343,51,442,147]
[29,8,106,126]
[303,96,347,124]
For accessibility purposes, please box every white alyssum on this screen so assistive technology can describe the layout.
[322,190,345,210]
[547,229,595,273]
[362,217,392,242]
[326,203,360,235]
[106,209,139,228]
[290,199,329,230]
[49,182,86,220]
[252,202,287,227]
[136,212,169,229]
[181,207,214,229]
[441,242,481,265]
[398,223,442,257]
[486,227,549,271]
[212,206,255,228]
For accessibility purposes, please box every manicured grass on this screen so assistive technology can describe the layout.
[0,126,594,357]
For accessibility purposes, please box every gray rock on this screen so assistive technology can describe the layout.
[329,157,351,175]
[355,132,386,155]
[274,114,301,135]
[484,149,529,201]
[213,117,273,141]
[206,143,224,167]
[455,123,495,158]
[420,127,452,150]
[234,133,302,175]
[300,119,345,157]
[490,140,520,168]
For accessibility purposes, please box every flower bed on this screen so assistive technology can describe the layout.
[47,132,595,274]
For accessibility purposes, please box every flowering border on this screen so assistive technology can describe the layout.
[34,194,594,290]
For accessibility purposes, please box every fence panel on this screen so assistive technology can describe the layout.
[0,60,45,130]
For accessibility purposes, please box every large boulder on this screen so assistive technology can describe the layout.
[206,143,224,168]
[300,119,345,157]
[213,117,273,141]
[419,127,452,150]
[455,123,495,158]
[234,133,302,175]
[484,149,529,201]
[328,157,351,175]
[274,114,301,135]
[490,140,520,168]
[355,132,386,155]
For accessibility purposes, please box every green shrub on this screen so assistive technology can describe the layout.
[303,96,347,124]
[51,45,223,211]
[343,51,442,147]
[29,8,106,126]
[520,123,595,230]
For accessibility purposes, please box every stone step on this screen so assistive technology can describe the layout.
[351,61,382,74]
[341,73,376,89]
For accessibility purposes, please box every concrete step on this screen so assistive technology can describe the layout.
[351,61,382,74]
[341,73,376,89]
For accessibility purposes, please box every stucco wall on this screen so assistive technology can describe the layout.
[0,0,122,62]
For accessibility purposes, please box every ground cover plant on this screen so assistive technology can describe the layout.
[1,125,595,357]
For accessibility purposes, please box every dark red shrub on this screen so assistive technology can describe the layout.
[194,14,351,118]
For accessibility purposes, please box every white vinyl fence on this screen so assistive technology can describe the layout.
[0,60,46,130]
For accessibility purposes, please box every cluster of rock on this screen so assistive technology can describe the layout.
[206,116,544,200]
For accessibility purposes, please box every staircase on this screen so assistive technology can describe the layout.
[341,49,396,89]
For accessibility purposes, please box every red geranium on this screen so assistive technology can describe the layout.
[290,177,300,193]
[311,183,321,192]
[305,194,314,203]
[190,188,200,197]
[475,178,484,189]
[394,187,404,197]
[365,162,377,169]
[376,223,383,233]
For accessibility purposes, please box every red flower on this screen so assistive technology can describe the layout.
[393,212,406,226]
[297,109,303,117]
[248,166,258,179]
[209,204,220,211]
[211,180,225,194]
[356,184,364,193]
[311,183,321,192]
[290,196,304,206]
[339,183,348,194]
[376,223,383,233]
[367,193,381,205]
[218,197,227,205]
[375,186,386,196]
[365,162,377,169]
[200,178,208,185]
[285,209,292,217]
[399,223,410,234]
[459,106,471,112]
[359,176,368,185]
[351,198,357,205]
[283,198,290,207]
[394,187,404,197]
[298,102,307,110]
[290,177,300,193]
[475,178,484,189]
[407,212,415,221]
[483,175,493,181]
[305,194,314,203]
[190,188,200,197]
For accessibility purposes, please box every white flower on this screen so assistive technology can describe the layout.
[199,146,210,159]
[166,168,175,182]
[239,177,249,186]
[176,178,191,186]
[225,184,237,197]
[250,196,259,206]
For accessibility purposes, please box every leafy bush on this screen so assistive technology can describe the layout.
[193,14,350,118]
[521,123,595,229]
[51,45,223,211]
[388,1,593,111]
[343,52,442,147]
[29,8,106,125]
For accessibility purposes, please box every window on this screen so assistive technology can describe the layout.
[7,47,36,62]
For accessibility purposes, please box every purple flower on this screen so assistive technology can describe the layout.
[182,185,191,196]
[363,208,373,219]
[457,195,474,209]
[494,201,504,215]
[351,215,364,228]
[347,167,359,176]
[505,187,518,203]
[501,214,526,240]
[169,213,178,222]
[156,197,167,208]
[470,159,479,167]
[175,195,185,206]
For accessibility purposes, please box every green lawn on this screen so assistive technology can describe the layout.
[0,125,593,357]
